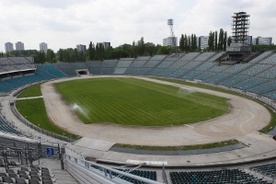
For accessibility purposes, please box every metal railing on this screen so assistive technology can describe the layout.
[65,154,164,184]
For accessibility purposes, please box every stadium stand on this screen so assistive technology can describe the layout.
[86,60,102,75]
[0,61,66,93]
[102,59,118,68]
[0,115,22,136]
[251,163,276,178]
[113,168,157,183]
[1,53,276,183]
[53,62,76,77]
[113,58,134,75]
[1,52,276,104]
[125,56,151,75]
[169,169,270,184]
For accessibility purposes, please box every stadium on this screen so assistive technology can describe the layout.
[0,8,276,184]
[1,49,276,184]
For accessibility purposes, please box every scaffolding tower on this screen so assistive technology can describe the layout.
[232,12,250,44]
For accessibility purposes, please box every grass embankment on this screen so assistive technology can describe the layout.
[154,77,276,133]
[115,139,240,151]
[16,84,80,140]
[54,77,228,126]
[17,84,42,98]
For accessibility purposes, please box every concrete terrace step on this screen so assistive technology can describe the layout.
[52,170,79,184]
[38,158,79,184]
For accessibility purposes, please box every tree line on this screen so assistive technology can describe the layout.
[1,29,275,63]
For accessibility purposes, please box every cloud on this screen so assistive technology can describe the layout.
[0,0,275,52]
[1,0,89,9]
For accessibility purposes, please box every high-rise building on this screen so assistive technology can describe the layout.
[76,44,86,52]
[39,42,48,53]
[246,36,253,45]
[257,37,272,45]
[198,36,209,50]
[5,42,14,53]
[102,42,111,49]
[163,37,178,47]
[15,41,25,51]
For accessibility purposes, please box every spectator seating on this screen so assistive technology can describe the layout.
[0,166,55,184]
[0,64,65,93]
[251,163,276,178]
[112,168,157,184]
[86,61,102,75]
[170,169,269,184]
[248,80,276,94]
[259,53,276,64]
[53,63,76,77]
[129,57,150,68]
[102,60,118,68]
[143,55,166,68]
[0,116,22,136]
[116,58,134,68]
[263,90,276,100]
[248,51,274,64]
[36,64,66,79]
[102,68,115,75]
[118,170,157,184]
[114,58,134,74]
[0,58,35,75]
[114,68,128,74]
[257,66,276,79]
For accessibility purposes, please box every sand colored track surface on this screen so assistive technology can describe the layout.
[41,76,270,146]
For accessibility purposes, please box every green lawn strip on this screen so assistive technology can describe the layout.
[260,106,276,133]
[114,139,240,151]
[16,98,80,140]
[153,77,276,133]
[17,83,42,98]
[54,77,228,126]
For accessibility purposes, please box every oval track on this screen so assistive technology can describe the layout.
[41,76,270,146]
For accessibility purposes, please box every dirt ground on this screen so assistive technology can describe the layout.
[40,76,270,146]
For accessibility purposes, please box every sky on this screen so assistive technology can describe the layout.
[0,0,275,52]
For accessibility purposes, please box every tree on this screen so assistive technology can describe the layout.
[131,41,138,58]
[34,51,46,63]
[88,41,95,60]
[191,34,197,52]
[223,31,227,51]
[218,28,224,51]
[179,34,185,52]
[227,36,232,47]
[157,46,172,55]
[208,31,214,51]
[95,43,105,60]
[214,31,218,51]
[187,35,191,52]
[137,37,145,56]
[46,49,55,63]
[57,49,64,62]
[144,42,156,56]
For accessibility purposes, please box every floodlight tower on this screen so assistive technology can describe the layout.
[167,18,176,48]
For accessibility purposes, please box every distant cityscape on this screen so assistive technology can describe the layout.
[163,36,273,49]
[4,36,272,54]
[4,41,111,53]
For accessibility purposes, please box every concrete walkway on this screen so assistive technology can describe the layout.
[36,158,79,184]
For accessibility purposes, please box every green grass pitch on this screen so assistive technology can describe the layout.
[54,77,228,126]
